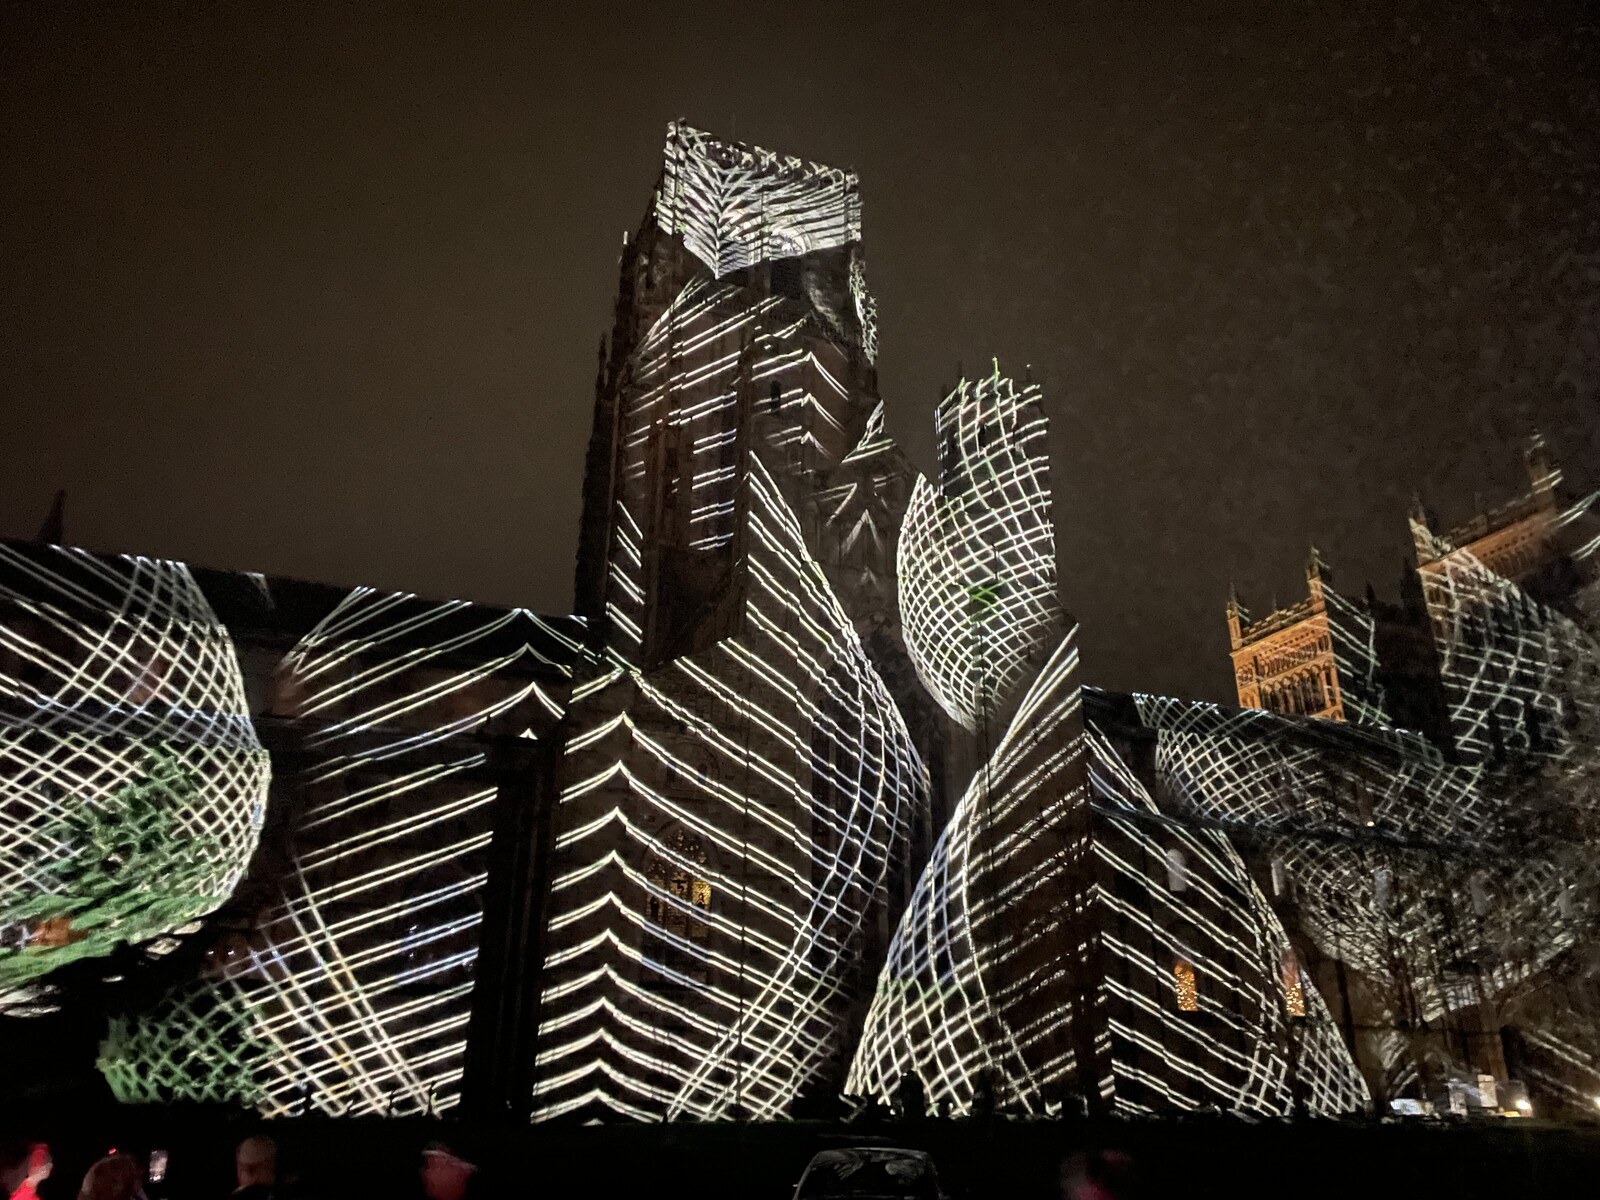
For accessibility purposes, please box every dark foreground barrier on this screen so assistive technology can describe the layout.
[9,1107,1600,1200]
[5,1103,1600,1199]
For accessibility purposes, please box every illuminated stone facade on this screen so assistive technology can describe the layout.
[1229,435,1598,751]
[4,123,1599,1126]
[1228,551,1368,723]
[1221,434,1600,1114]
[849,376,1366,1118]
[1412,435,1567,592]
[537,122,927,1122]
[87,574,586,1115]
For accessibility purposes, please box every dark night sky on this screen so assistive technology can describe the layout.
[3,2,1597,703]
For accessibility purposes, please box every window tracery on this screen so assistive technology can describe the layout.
[644,828,714,988]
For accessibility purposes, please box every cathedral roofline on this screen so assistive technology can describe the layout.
[1411,433,1564,567]
[663,119,860,190]
[653,120,863,279]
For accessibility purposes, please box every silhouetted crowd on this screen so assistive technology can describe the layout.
[2,1134,484,1200]
[6,1121,1142,1199]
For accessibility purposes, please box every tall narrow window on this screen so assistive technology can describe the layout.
[1173,959,1199,1012]
[1281,949,1306,1018]
[1164,848,1188,893]
[1270,856,1291,898]
[1558,885,1576,920]
[1468,871,1490,916]
[1354,782,1374,828]
[645,828,713,987]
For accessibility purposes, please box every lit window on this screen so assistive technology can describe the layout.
[1173,959,1199,1012]
[645,828,713,986]
[1282,950,1305,1018]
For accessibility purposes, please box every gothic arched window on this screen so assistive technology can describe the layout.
[644,827,713,987]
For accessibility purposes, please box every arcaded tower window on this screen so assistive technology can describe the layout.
[1173,959,1199,1012]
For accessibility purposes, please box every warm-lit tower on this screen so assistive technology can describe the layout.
[1226,549,1390,725]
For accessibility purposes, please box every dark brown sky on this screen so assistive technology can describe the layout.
[3,1,1597,702]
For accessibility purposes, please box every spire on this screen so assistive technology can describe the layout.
[1407,493,1438,564]
[1306,546,1329,605]
[1225,581,1246,648]
[33,489,65,546]
[1525,429,1558,500]
[1306,544,1328,582]
[1409,492,1430,528]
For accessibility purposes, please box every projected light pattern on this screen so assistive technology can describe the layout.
[600,134,877,667]
[655,120,861,280]
[13,119,1596,1123]
[1149,455,1600,1105]
[537,122,919,1122]
[857,355,1365,1117]
[98,979,271,1108]
[600,272,788,665]
[1131,690,1595,1020]
[1083,727,1370,1116]
[847,634,1368,1116]
[1133,685,1551,848]
[849,258,879,364]
[1413,518,1589,764]
[0,542,269,1005]
[847,632,1091,1114]
[898,367,1064,729]
[534,455,924,1121]
[812,402,919,641]
[1228,557,1392,727]
[1512,1027,1600,1117]
[104,589,584,1115]
[1322,585,1391,727]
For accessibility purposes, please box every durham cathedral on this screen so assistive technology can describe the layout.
[3,122,1599,1125]
[1229,434,1591,738]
